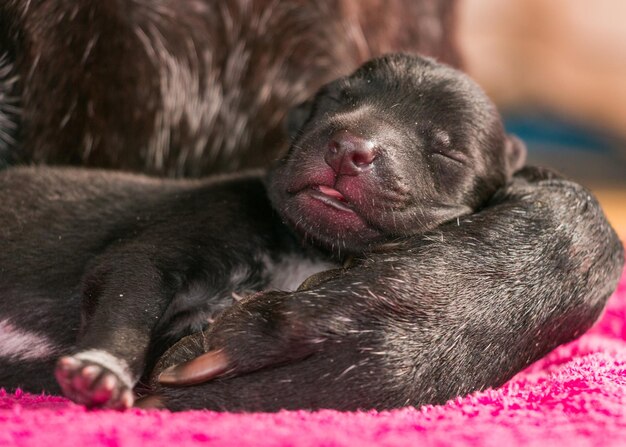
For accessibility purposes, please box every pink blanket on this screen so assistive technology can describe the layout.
[2,270,625,447]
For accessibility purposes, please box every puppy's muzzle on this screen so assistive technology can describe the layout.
[324,130,377,176]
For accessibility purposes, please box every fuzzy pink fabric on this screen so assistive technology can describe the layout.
[1,270,626,446]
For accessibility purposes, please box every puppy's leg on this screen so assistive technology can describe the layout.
[54,244,176,409]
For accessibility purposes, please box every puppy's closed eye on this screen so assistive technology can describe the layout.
[429,130,466,165]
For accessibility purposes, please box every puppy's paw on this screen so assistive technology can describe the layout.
[158,291,334,386]
[55,352,134,409]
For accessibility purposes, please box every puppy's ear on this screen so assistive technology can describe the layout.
[504,135,527,176]
[285,100,313,140]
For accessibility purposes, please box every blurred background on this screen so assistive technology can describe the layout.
[456,0,626,237]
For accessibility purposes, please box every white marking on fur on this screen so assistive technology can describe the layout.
[73,350,134,389]
[229,265,251,288]
[0,319,58,361]
[265,254,338,292]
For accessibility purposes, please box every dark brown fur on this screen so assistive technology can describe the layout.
[0,0,458,175]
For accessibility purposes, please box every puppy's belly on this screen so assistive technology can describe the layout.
[0,319,59,361]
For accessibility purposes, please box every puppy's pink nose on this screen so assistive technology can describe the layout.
[324,130,377,175]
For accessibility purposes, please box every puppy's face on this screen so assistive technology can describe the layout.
[268,54,525,254]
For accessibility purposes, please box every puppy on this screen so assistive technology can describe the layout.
[151,166,624,412]
[0,0,458,176]
[0,54,526,409]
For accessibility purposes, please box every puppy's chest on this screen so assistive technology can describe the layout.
[262,253,338,292]
[162,252,337,337]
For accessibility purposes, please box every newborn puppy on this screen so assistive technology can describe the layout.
[0,54,524,409]
[268,54,525,253]
[152,167,624,412]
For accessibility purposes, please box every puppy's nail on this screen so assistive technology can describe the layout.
[57,356,80,369]
[119,390,135,409]
[100,374,116,392]
[81,365,100,381]
[158,350,230,386]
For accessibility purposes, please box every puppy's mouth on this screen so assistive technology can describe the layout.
[306,185,355,213]
[284,182,382,252]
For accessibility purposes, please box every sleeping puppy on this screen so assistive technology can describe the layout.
[0,54,525,409]
[267,53,526,253]
[150,166,624,411]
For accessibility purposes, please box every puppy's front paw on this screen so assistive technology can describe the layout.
[157,291,327,386]
[55,352,134,409]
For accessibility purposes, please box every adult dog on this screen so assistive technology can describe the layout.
[0,0,458,174]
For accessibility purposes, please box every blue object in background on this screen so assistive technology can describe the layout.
[503,111,626,186]
[505,113,617,155]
